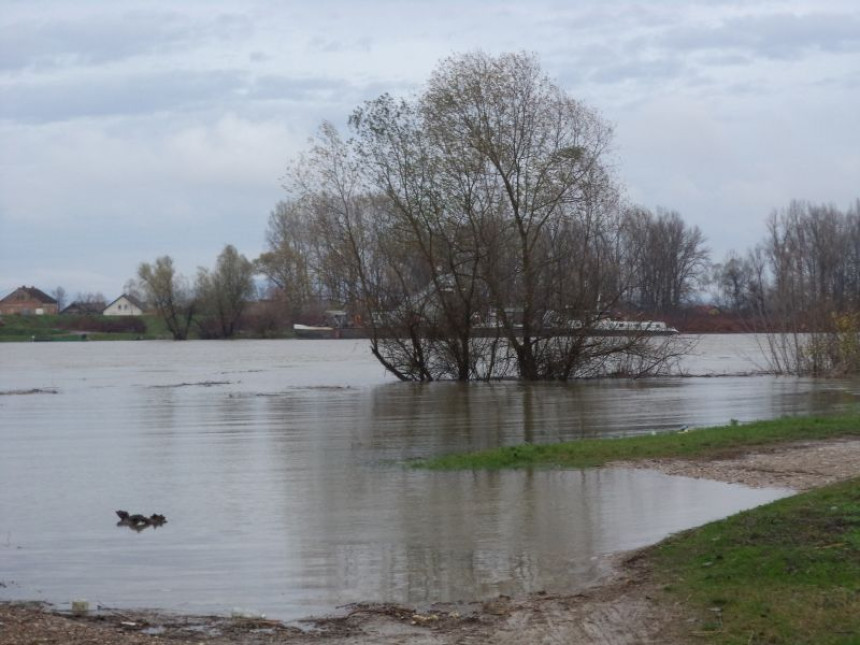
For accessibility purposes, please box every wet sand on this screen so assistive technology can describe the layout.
[2,438,858,645]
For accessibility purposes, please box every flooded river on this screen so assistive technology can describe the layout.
[2,335,859,620]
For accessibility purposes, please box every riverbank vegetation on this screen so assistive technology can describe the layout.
[136,245,257,340]
[0,313,159,342]
[0,311,295,342]
[719,200,860,376]
[415,413,860,470]
[652,476,860,643]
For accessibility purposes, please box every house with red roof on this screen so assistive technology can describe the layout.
[0,286,59,316]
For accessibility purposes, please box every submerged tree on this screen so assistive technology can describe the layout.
[137,255,195,340]
[360,51,630,380]
[196,245,256,338]
[756,199,860,374]
[256,201,316,323]
[268,51,689,381]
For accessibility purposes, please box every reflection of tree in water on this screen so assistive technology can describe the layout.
[365,381,673,456]
[293,467,607,604]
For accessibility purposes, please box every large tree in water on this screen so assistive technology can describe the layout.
[137,255,196,340]
[270,52,685,380]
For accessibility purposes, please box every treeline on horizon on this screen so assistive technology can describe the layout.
[121,51,857,380]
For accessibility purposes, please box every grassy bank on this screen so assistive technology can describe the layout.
[652,476,860,643]
[0,314,168,341]
[0,314,294,341]
[415,413,860,470]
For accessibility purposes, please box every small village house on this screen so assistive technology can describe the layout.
[0,286,59,316]
[61,300,107,315]
[103,294,145,316]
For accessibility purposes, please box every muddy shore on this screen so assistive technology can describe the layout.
[3,438,859,645]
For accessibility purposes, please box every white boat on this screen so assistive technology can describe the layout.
[294,319,678,339]
[591,320,678,336]
[293,323,368,339]
[293,323,336,339]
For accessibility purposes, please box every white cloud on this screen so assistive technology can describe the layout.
[664,11,860,60]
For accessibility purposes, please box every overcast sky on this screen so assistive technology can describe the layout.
[2,1,859,300]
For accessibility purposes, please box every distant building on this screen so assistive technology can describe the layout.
[61,301,107,316]
[0,286,59,316]
[103,294,145,316]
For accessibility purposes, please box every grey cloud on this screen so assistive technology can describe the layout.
[307,35,373,54]
[0,12,191,71]
[248,75,356,102]
[813,70,860,90]
[0,10,254,72]
[247,75,399,113]
[589,57,686,85]
[538,5,670,35]
[1,68,396,125]
[207,12,255,41]
[2,69,248,123]
[696,52,753,67]
[665,12,860,60]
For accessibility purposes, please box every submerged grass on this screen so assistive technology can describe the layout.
[652,476,860,644]
[414,413,860,470]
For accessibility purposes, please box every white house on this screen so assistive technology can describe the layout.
[103,294,145,316]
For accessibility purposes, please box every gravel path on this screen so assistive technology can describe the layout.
[612,438,860,490]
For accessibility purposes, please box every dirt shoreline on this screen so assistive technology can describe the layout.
[3,438,859,645]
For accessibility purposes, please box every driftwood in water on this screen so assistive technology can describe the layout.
[115,510,167,532]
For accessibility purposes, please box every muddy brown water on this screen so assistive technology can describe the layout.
[2,335,859,621]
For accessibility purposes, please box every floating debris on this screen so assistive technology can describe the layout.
[115,510,168,532]
[148,381,231,389]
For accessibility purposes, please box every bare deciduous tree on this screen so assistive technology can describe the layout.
[138,256,195,340]
[256,201,316,323]
[122,279,146,306]
[51,286,67,312]
[267,51,693,381]
[196,245,256,338]
[755,199,860,374]
[712,249,766,315]
[347,51,660,381]
[621,207,709,313]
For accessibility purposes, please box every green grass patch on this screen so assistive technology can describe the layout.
[0,314,166,341]
[415,413,860,470]
[651,477,860,644]
[0,314,66,341]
